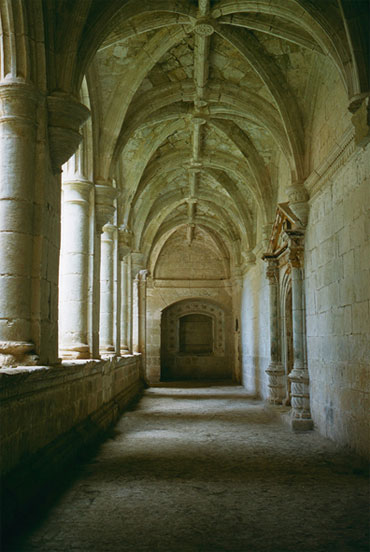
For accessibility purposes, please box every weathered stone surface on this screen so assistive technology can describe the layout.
[4,385,369,552]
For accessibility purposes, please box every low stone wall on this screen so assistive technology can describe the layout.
[0,355,143,532]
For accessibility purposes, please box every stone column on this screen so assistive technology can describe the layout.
[264,257,285,404]
[132,274,140,354]
[94,183,116,356]
[59,179,93,358]
[0,83,39,366]
[286,230,313,430]
[119,256,130,354]
[99,223,116,356]
[138,269,149,359]
[118,225,132,355]
[131,252,145,354]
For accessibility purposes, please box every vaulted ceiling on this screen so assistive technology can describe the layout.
[62,0,366,273]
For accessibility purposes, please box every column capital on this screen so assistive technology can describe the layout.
[95,183,117,231]
[0,82,40,125]
[131,252,146,278]
[241,250,256,275]
[263,255,279,284]
[62,179,93,203]
[118,225,132,259]
[47,92,90,173]
[286,182,309,227]
[284,229,305,269]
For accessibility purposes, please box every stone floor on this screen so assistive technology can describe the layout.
[5,383,370,552]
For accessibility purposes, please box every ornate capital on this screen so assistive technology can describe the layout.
[263,256,279,284]
[284,230,305,269]
[47,93,90,172]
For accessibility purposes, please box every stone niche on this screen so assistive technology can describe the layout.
[160,298,232,381]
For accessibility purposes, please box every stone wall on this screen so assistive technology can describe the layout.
[146,280,235,383]
[305,144,370,457]
[0,355,142,530]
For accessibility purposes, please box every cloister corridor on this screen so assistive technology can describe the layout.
[4,383,369,552]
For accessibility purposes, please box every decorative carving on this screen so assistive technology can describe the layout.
[193,21,214,36]
[264,257,279,285]
[285,230,304,269]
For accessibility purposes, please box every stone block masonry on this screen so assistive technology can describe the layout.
[305,145,370,458]
[0,355,143,534]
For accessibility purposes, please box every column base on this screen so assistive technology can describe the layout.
[60,343,90,360]
[100,345,115,357]
[266,361,285,404]
[0,341,38,367]
[120,347,130,355]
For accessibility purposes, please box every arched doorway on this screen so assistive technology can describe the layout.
[160,299,232,381]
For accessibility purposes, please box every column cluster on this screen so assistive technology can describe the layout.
[262,196,313,430]
[58,175,147,361]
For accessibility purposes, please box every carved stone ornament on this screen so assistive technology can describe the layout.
[285,230,305,269]
[193,20,215,36]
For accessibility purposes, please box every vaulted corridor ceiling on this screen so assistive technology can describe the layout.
[72,0,362,271]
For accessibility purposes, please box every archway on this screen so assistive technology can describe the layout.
[160,299,232,381]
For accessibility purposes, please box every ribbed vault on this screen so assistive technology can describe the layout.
[35,0,367,275]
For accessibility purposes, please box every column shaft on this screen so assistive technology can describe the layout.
[265,258,285,404]
[99,224,115,354]
[59,180,92,358]
[286,231,313,430]
[0,84,38,366]
[120,257,130,354]
[132,275,140,354]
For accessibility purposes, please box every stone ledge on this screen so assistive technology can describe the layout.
[1,375,143,537]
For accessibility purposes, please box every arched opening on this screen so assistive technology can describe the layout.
[160,299,232,382]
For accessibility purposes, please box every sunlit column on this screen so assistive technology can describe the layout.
[94,183,116,356]
[99,223,116,355]
[59,179,93,358]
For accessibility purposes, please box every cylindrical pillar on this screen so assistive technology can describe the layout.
[138,269,148,358]
[99,223,116,355]
[264,257,285,404]
[132,274,140,354]
[0,83,38,366]
[120,256,130,354]
[59,180,93,358]
[286,231,313,430]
